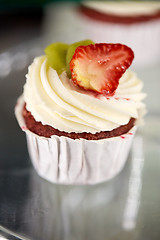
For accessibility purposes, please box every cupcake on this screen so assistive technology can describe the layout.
[15,40,146,185]
[79,1,160,67]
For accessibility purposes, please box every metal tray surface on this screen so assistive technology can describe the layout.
[0,40,160,240]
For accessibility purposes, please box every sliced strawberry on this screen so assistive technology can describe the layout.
[70,43,134,95]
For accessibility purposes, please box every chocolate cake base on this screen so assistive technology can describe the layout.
[23,104,136,140]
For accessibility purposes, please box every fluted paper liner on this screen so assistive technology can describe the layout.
[15,96,136,185]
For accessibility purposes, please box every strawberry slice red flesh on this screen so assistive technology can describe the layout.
[70,43,134,95]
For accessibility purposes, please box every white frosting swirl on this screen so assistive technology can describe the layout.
[23,56,146,133]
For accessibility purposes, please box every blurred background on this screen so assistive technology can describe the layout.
[0,1,160,239]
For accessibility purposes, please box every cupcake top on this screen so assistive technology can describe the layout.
[82,1,160,17]
[80,1,160,24]
[23,40,146,134]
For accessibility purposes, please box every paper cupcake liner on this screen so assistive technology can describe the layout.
[15,96,136,185]
[79,15,160,67]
